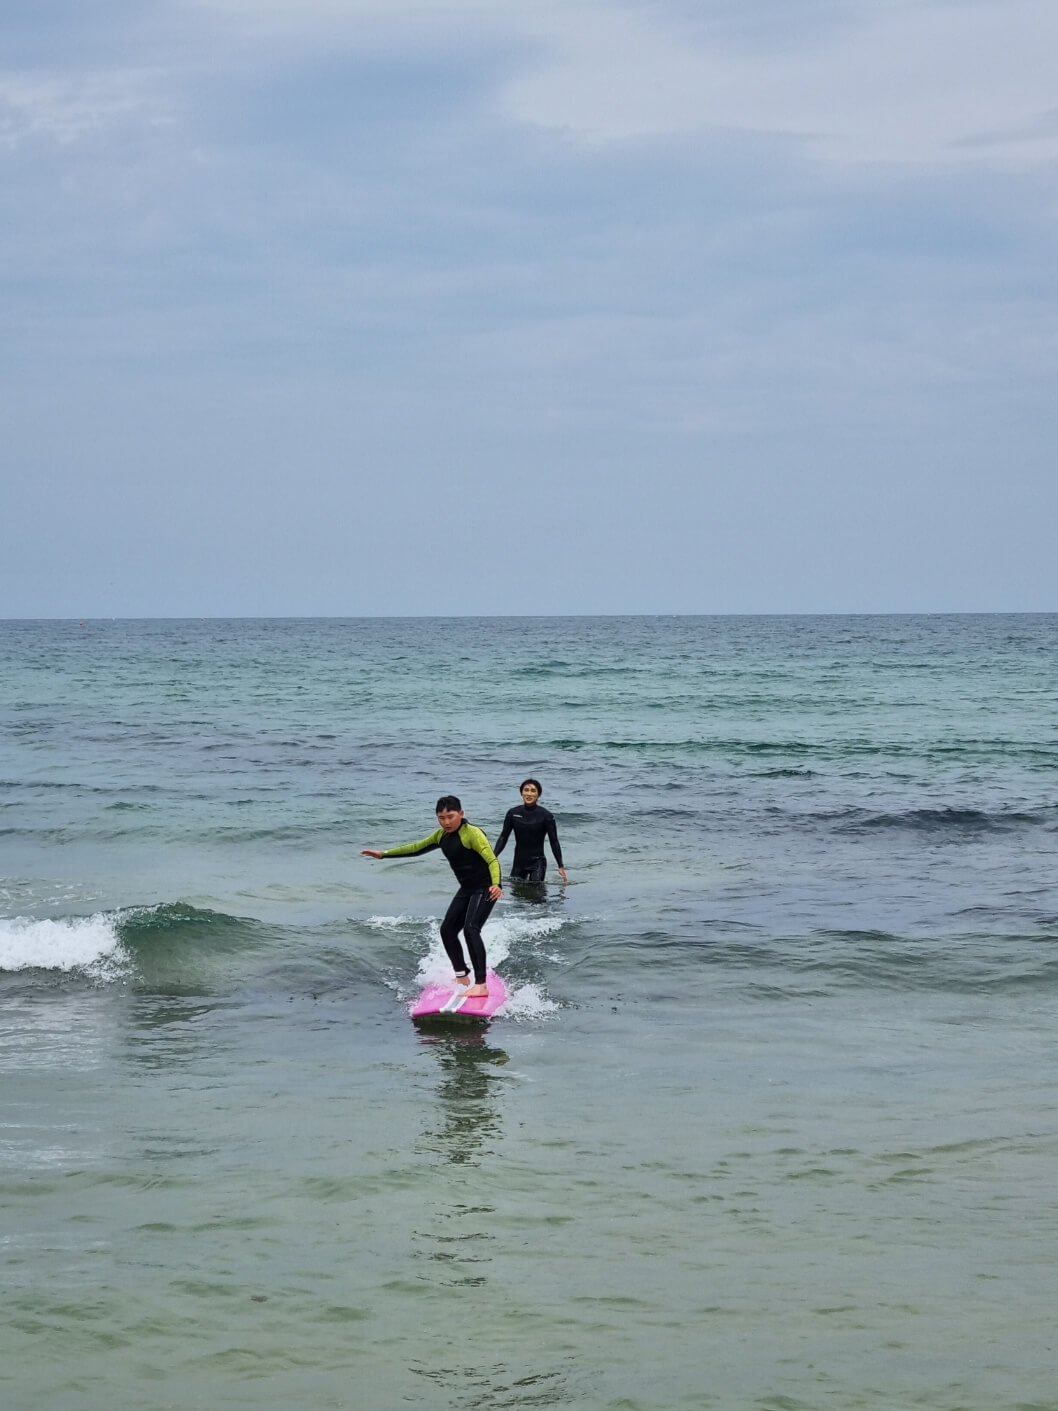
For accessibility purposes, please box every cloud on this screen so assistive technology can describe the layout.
[0,69,168,148]
[11,1,1057,167]
[2,0,1057,613]
[500,0,1058,166]
[171,0,1058,167]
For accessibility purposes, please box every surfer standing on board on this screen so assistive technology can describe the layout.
[362,796,502,998]
[493,778,568,885]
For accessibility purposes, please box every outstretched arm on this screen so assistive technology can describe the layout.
[361,829,443,860]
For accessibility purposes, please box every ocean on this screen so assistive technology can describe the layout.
[2,614,1057,1410]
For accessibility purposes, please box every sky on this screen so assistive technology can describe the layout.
[2,0,1057,616]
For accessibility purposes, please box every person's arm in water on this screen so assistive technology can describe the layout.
[493,808,516,858]
[361,829,443,861]
[546,813,569,884]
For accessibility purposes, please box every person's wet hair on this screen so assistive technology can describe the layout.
[435,795,462,813]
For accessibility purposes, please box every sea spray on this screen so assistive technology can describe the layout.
[0,913,127,978]
[364,909,568,1016]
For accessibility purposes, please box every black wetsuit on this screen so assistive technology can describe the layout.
[493,803,564,884]
[382,822,500,984]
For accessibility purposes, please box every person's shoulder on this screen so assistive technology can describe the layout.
[462,822,494,853]
[411,827,443,848]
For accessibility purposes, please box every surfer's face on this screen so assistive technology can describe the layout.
[520,783,540,805]
[437,808,464,833]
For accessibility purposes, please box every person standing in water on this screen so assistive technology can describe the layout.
[361,795,502,998]
[493,778,568,886]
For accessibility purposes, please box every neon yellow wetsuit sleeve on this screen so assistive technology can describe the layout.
[459,823,502,888]
[382,828,444,858]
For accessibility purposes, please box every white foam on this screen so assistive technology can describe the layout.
[414,921,469,986]
[487,912,569,945]
[0,914,127,978]
[410,910,568,1019]
[365,914,421,930]
[413,911,572,980]
[501,981,559,1021]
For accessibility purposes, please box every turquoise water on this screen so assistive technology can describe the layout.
[2,615,1058,1409]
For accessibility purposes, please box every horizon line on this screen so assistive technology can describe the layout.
[3,609,1054,624]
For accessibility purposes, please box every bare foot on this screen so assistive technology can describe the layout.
[453,973,470,987]
[465,983,488,998]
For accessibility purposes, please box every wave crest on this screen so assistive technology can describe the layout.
[0,914,126,977]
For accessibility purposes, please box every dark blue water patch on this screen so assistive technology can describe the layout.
[734,740,820,755]
[750,768,816,779]
[0,818,353,847]
[531,738,826,760]
[748,804,1057,842]
[0,826,96,843]
[635,806,704,820]
[528,737,1025,766]
[0,779,156,793]
[508,660,576,675]
[951,903,1058,928]
[924,741,1058,761]
[839,806,1053,837]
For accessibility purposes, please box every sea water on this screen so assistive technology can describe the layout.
[2,615,1057,1410]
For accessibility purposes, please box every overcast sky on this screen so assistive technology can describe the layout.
[3,0,1056,616]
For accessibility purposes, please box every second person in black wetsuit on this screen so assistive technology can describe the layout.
[493,778,568,886]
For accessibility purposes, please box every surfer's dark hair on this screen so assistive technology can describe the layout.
[519,778,543,796]
[436,795,462,813]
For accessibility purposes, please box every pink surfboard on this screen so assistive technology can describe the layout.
[410,969,508,1021]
